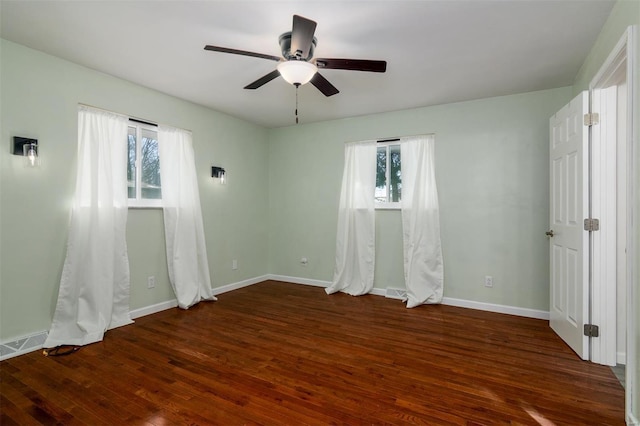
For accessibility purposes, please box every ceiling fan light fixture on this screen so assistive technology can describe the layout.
[277,61,317,86]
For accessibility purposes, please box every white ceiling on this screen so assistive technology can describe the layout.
[1,0,615,128]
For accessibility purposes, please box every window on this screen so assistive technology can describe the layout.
[375,142,401,208]
[128,121,162,207]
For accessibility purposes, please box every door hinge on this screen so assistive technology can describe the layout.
[584,218,600,231]
[584,324,599,337]
[584,112,600,126]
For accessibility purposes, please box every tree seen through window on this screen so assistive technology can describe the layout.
[376,144,401,203]
[128,124,161,202]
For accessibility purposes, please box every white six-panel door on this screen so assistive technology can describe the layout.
[549,91,589,360]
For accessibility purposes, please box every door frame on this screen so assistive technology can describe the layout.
[588,25,636,422]
[589,83,617,366]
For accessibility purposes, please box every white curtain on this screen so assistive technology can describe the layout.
[326,141,377,296]
[44,106,132,348]
[401,135,443,308]
[158,126,216,309]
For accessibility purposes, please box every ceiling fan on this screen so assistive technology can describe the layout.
[204,14,387,97]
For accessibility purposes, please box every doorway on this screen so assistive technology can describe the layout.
[588,25,636,422]
[589,39,628,367]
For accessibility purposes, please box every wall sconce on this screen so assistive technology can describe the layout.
[211,166,226,184]
[13,137,40,167]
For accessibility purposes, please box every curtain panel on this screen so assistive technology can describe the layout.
[44,105,132,348]
[158,126,216,309]
[400,135,443,307]
[326,140,377,296]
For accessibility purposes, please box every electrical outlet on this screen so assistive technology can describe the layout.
[232,259,238,270]
[484,276,493,288]
[147,276,155,289]
[300,257,308,266]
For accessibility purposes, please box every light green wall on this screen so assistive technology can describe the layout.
[0,39,269,342]
[1,4,637,416]
[571,0,639,419]
[268,87,571,311]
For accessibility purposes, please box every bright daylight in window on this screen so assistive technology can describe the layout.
[128,122,162,207]
[376,142,401,208]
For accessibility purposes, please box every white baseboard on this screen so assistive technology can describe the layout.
[130,299,178,319]
[267,274,331,288]
[442,297,550,320]
[213,275,270,295]
[130,275,270,319]
[370,288,386,297]
[268,276,549,320]
[628,412,639,426]
[130,275,271,319]
[617,351,627,365]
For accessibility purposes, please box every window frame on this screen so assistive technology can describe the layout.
[375,141,402,210]
[127,121,162,209]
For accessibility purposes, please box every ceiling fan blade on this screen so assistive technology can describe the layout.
[244,70,281,90]
[310,73,339,97]
[315,58,387,73]
[204,45,281,62]
[290,15,317,59]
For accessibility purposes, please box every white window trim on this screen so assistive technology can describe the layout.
[128,121,162,209]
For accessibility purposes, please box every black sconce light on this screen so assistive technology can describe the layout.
[13,137,40,167]
[211,166,226,184]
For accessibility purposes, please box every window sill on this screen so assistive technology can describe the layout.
[128,205,162,210]
[375,203,401,210]
[128,199,163,209]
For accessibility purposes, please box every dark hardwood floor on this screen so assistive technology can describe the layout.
[1,280,625,425]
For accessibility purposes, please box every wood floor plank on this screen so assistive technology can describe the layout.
[1,280,625,425]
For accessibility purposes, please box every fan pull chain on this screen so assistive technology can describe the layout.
[295,83,300,124]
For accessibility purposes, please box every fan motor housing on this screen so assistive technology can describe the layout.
[279,32,317,61]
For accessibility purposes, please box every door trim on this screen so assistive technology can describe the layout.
[588,25,637,421]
